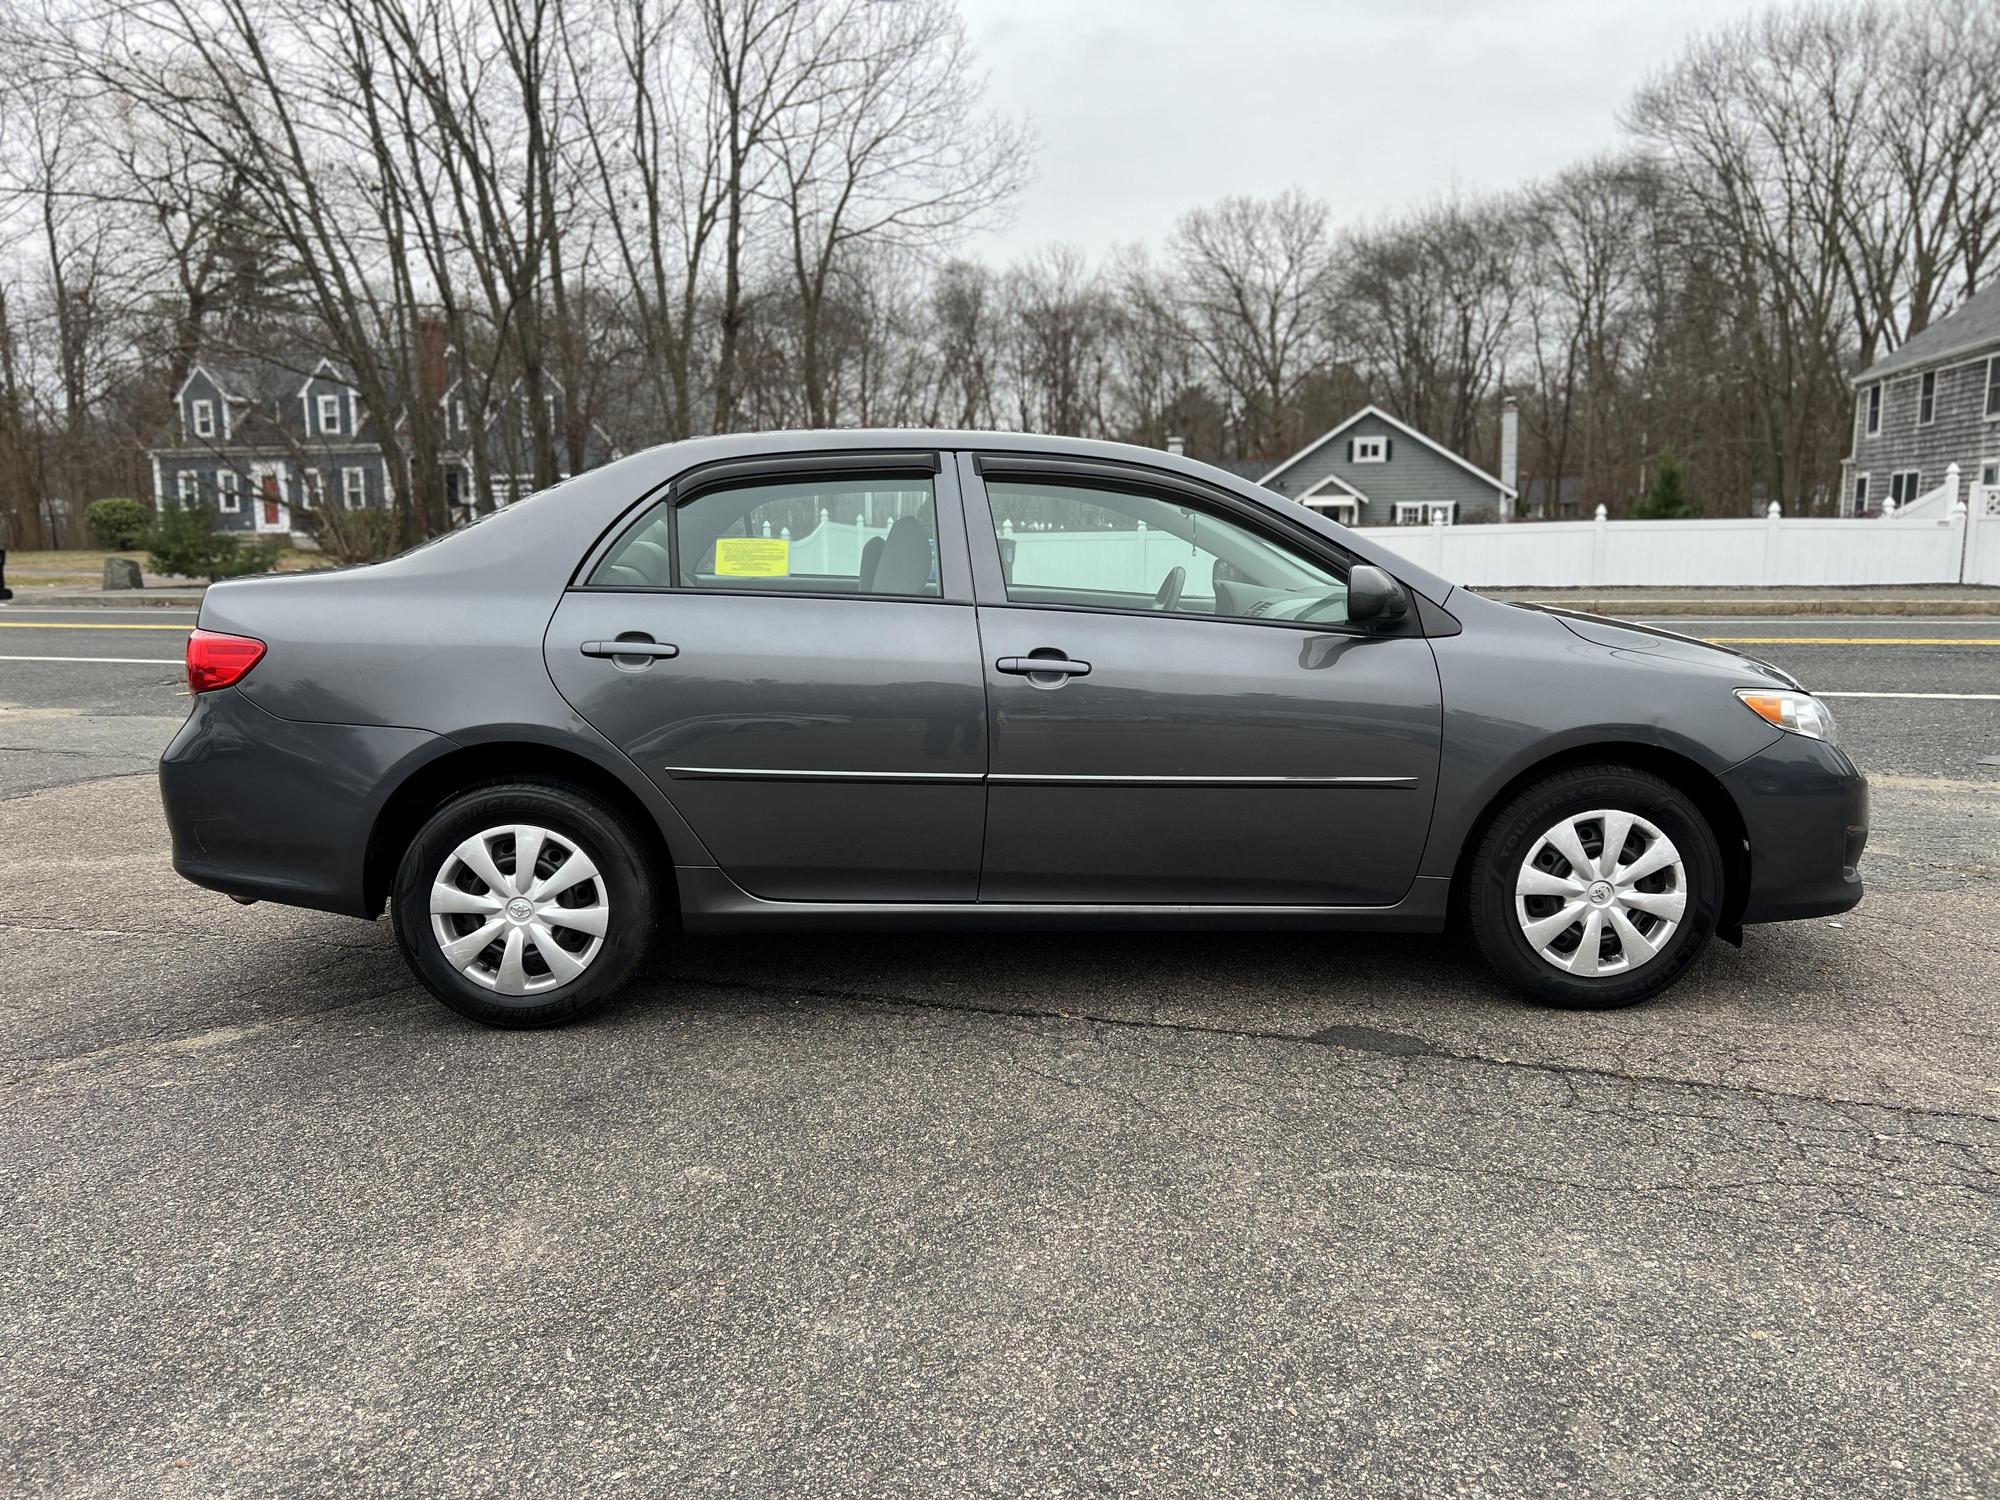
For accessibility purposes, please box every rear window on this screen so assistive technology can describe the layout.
[590,475,940,597]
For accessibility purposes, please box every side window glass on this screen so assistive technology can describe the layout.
[983,479,1350,624]
[590,474,940,596]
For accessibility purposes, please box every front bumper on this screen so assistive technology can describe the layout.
[159,687,447,918]
[1722,733,1868,924]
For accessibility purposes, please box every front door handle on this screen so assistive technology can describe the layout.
[582,638,679,660]
[996,655,1090,678]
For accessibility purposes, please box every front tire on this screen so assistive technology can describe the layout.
[392,779,657,1028]
[1466,764,1722,1010]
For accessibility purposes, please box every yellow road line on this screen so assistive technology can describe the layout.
[1703,636,2000,646]
[0,620,191,630]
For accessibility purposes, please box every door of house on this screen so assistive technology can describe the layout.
[249,466,289,533]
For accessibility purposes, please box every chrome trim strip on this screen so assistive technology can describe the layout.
[988,774,1419,787]
[663,766,984,784]
[665,766,1417,789]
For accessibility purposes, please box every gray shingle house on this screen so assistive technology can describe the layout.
[1255,406,1516,525]
[1842,282,2000,516]
[148,351,617,537]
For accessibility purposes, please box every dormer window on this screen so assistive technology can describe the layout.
[318,393,342,434]
[191,399,216,439]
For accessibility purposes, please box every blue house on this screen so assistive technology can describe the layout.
[148,356,394,538]
[147,350,619,537]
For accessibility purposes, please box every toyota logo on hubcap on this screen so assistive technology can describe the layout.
[505,897,535,922]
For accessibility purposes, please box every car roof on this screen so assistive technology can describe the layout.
[412,428,1456,605]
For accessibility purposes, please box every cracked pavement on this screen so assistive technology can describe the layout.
[3,619,1999,1496]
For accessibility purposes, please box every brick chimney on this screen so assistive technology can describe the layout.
[417,316,448,405]
[1499,397,1519,522]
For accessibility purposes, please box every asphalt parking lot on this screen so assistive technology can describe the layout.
[3,604,1997,1497]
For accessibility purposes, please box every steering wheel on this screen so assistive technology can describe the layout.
[1151,565,1186,613]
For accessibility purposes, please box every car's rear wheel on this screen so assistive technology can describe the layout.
[391,779,656,1028]
[1466,764,1722,1009]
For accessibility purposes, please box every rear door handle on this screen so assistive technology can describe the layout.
[582,639,679,660]
[996,655,1090,677]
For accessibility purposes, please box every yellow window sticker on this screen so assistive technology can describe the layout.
[714,537,790,577]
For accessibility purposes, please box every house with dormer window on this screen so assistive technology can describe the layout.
[148,346,621,537]
[1842,281,2000,516]
[147,355,396,537]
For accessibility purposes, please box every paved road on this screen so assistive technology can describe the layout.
[3,602,1998,1497]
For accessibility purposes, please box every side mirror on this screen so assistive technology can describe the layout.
[1346,564,1409,627]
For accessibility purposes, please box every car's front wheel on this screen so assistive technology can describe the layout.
[391,779,657,1028]
[1466,764,1723,1009]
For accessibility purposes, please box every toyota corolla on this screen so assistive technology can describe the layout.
[159,432,1866,1027]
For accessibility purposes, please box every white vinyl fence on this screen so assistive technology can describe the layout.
[754,464,2000,592]
[1361,463,2000,589]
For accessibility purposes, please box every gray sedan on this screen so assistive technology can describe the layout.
[160,432,1866,1027]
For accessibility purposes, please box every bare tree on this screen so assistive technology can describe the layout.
[1169,190,1334,459]
[767,0,1029,427]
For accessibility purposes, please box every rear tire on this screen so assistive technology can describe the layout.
[392,778,657,1028]
[1466,764,1721,1010]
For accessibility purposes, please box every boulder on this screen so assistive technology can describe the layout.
[102,556,143,591]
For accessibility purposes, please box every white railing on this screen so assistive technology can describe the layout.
[1360,474,1997,588]
[1882,461,1960,520]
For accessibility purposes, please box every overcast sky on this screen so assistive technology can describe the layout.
[954,0,1797,262]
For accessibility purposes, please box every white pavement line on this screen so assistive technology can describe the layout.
[1818,691,2000,700]
[0,654,179,665]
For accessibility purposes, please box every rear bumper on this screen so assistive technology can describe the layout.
[1722,734,1868,924]
[159,688,446,918]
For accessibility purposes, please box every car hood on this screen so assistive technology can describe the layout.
[1519,605,1803,689]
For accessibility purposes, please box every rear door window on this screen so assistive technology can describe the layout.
[591,475,941,597]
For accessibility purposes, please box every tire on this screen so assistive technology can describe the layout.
[391,778,658,1028]
[1465,764,1722,1010]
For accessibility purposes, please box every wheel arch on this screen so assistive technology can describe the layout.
[362,738,684,919]
[1446,742,1751,940]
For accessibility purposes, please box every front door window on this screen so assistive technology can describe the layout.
[982,479,1349,624]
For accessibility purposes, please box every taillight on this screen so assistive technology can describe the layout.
[186,629,266,694]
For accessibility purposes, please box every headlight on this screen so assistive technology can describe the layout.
[1736,689,1838,744]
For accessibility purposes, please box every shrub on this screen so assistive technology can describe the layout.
[1634,448,1697,519]
[87,497,152,550]
[295,505,403,565]
[146,505,284,583]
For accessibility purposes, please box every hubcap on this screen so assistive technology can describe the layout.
[428,824,610,997]
[1514,808,1686,977]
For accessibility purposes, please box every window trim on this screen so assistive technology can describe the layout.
[1982,461,1999,488]
[1865,383,1882,435]
[1392,500,1458,527]
[1987,356,2000,421]
[341,466,367,510]
[191,398,216,439]
[1919,370,1936,427]
[176,470,198,506]
[961,453,1419,640]
[302,467,325,507]
[1352,436,1388,464]
[572,451,969,605]
[1888,469,1922,507]
[216,469,241,513]
[1852,472,1870,512]
[317,392,343,434]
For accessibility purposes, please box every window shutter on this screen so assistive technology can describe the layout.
[1384,438,1394,461]
[1346,439,1354,463]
